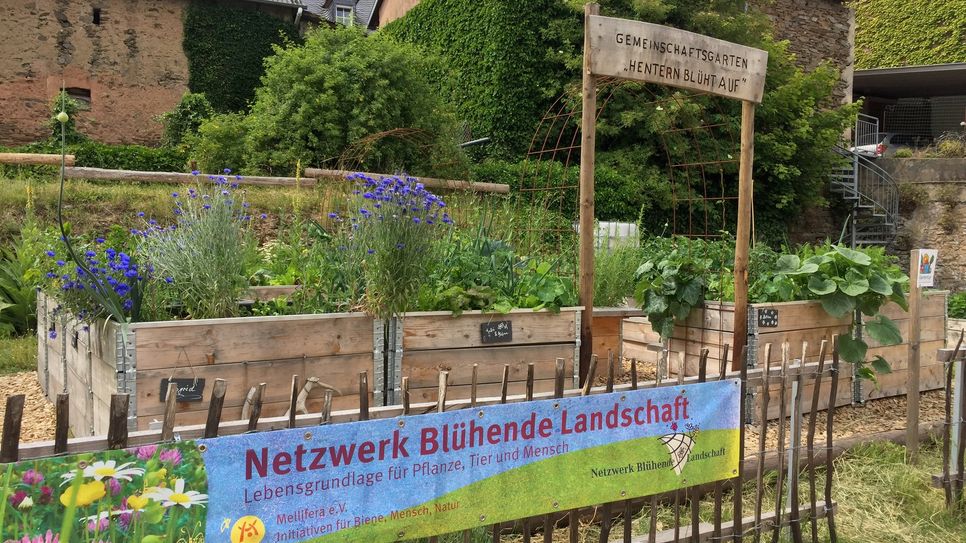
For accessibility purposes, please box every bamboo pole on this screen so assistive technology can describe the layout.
[577,2,600,380]
[0,153,75,166]
[733,100,756,370]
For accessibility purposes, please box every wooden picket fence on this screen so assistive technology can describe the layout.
[938,332,966,513]
[1,343,845,542]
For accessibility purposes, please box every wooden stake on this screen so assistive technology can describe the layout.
[526,363,535,401]
[359,372,370,421]
[320,389,334,424]
[500,365,510,404]
[160,382,178,441]
[54,393,69,454]
[754,344,773,543]
[771,344,790,543]
[288,375,300,429]
[807,341,828,543]
[907,250,924,463]
[733,344,749,542]
[107,394,129,450]
[648,495,658,543]
[401,377,411,416]
[247,383,266,432]
[713,345,731,539]
[825,347,840,542]
[955,354,966,505]
[0,395,25,462]
[471,364,479,406]
[555,358,566,398]
[606,351,615,393]
[789,343,807,543]
[577,2,600,379]
[437,371,449,413]
[693,349,710,542]
[943,331,963,507]
[631,358,639,390]
[204,379,227,438]
[582,355,598,396]
[733,100,757,371]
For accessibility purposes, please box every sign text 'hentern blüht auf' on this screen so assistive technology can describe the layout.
[588,16,768,103]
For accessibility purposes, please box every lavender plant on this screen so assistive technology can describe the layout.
[334,174,452,319]
[137,170,256,319]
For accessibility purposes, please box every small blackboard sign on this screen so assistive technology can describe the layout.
[160,378,206,402]
[480,320,513,344]
[757,309,779,328]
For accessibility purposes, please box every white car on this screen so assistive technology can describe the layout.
[849,133,929,158]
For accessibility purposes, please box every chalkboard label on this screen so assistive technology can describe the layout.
[480,320,513,344]
[757,309,779,328]
[160,378,206,402]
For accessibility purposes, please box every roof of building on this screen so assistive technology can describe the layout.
[243,0,307,8]
[853,63,966,99]
[309,0,378,28]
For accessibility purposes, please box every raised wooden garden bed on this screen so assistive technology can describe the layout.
[37,292,587,435]
[622,292,948,419]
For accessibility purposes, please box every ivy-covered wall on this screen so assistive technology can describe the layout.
[382,0,572,159]
[183,0,301,112]
[853,0,966,68]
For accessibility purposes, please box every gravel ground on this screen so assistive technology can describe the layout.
[0,371,57,443]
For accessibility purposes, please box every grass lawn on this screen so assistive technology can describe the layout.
[0,335,36,375]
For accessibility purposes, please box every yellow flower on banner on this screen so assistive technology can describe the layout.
[127,494,150,511]
[60,480,106,507]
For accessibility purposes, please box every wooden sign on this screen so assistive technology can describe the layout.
[916,249,938,288]
[160,378,206,402]
[587,15,768,103]
[480,320,513,344]
[757,308,779,328]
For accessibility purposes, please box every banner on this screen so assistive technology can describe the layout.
[0,380,740,543]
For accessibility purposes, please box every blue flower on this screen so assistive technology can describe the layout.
[396,243,405,249]
[95,237,105,244]
[412,217,421,224]
[242,202,250,208]
[203,204,211,210]
[123,299,133,311]
[164,277,174,284]
[191,169,200,176]
[46,272,57,278]
[224,168,232,174]
[137,211,145,217]
[56,260,65,267]
[48,330,57,340]
[328,212,339,219]
[172,192,179,198]
[260,213,267,220]
[45,250,55,257]
[367,249,375,254]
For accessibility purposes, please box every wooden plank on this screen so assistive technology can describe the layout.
[878,292,945,320]
[304,168,510,194]
[862,315,945,348]
[134,353,372,417]
[751,300,852,332]
[65,166,306,187]
[864,363,946,402]
[133,313,374,370]
[0,152,75,166]
[402,309,578,351]
[401,344,575,388]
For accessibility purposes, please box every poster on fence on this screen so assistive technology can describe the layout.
[0,380,740,543]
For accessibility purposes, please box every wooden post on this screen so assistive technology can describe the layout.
[54,393,70,454]
[160,382,178,441]
[107,394,129,450]
[907,250,922,463]
[733,100,756,371]
[577,2,600,381]
[0,395,25,463]
[204,379,227,438]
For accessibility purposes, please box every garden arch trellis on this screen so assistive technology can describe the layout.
[569,4,767,376]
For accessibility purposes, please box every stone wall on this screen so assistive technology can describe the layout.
[0,0,190,146]
[880,158,966,291]
[750,0,854,104]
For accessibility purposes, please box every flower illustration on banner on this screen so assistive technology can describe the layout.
[660,423,700,475]
[144,478,208,508]
[1,441,207,543]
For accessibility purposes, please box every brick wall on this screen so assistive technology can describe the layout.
[751,0,855,104]
[377,0,422,26]
[0,0,190,146]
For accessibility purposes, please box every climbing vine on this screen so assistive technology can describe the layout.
[852,0,966,68]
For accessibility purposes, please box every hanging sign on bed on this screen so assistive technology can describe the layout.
[480,320,513,344]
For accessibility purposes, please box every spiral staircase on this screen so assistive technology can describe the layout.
[828,114,900,247]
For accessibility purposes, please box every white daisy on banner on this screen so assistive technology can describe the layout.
[61,460,145,485]
[145,478,208,509]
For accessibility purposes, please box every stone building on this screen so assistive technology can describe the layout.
[0,0,325,146]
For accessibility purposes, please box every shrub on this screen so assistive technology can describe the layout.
[47,91,87,144]
[893,148,914,158]
[242,26,461,175]
[187,113,249,174]
[159,92,215,148]
[949,291,966,319]
[72,141,186,172]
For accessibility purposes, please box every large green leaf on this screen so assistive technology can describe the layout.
[865,314,902,346]
[833,245,872,266]
[889,281,909,312]
[868,273,893,296]
[836,269,869,297]
[821,290,856,318]
[643,291,668,315]
[669,301,691,321]
[775,254,801,273]
[635,261,654,279]
[678,278,704,307]
[870,355,893,375]
[837,333,868,365]
[807,275,836,296]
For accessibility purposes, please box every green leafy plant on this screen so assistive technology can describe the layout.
[949,291,966,319]
[633,238,717,340]
[159,92,215,148]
